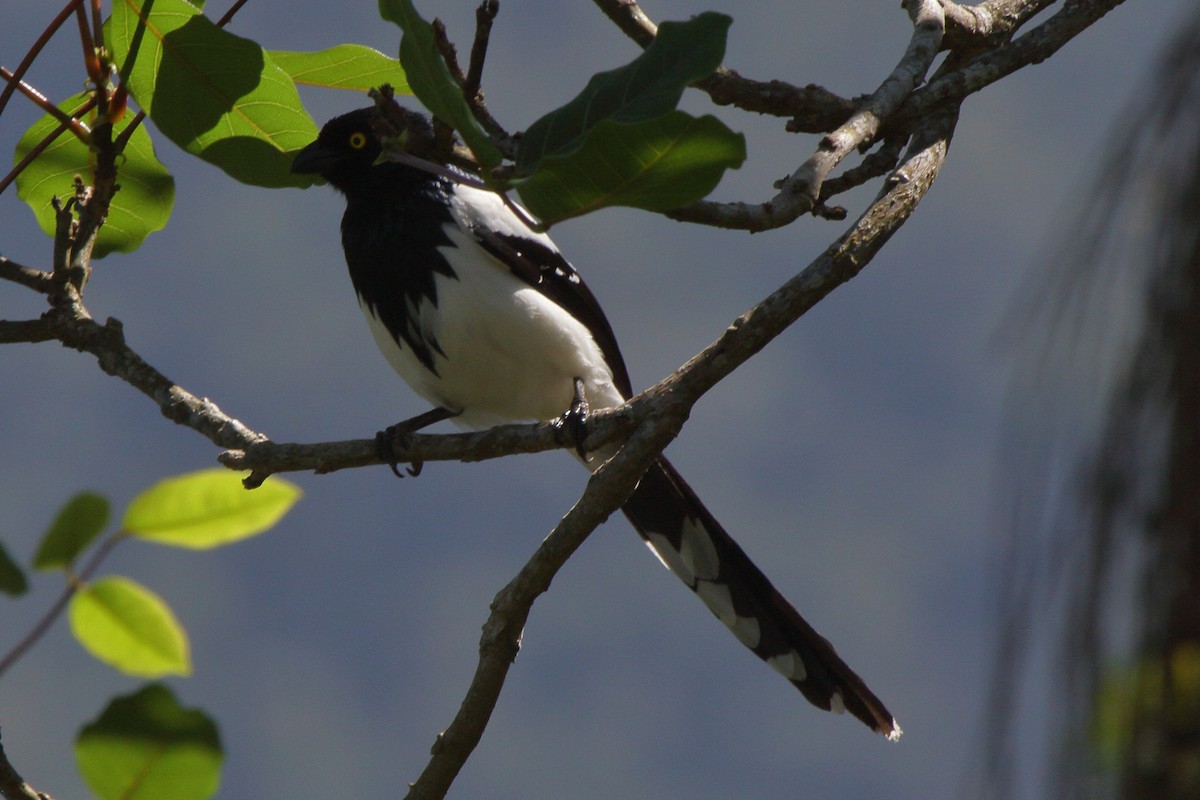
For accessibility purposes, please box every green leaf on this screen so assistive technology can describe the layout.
[0,542,29,597]
[516,12,732,174]
[378,0,502,167]
[70,576,190,677]
[516,111,745,225]
[123,468,300,549]
[77,684,221,800]
[109,0,319,187]
[33,491,111,571]
[13,92,176,258]
[270,44,410,92]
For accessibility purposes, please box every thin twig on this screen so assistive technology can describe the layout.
[0,257,54,294]
[591,0,656,46]
[663,0,944,231]
[464,0,499,100]
[0,117,69,197]
[0,533,125,679]
[0,68,92,141]
[89,0,104,52]
[72,0,96,82]
[591,0,857,129]
[212,0,251,27]
[460,0,510,143]
[0,0,80,119]
[431,18,467,84]
[664,0,1125,231]
[783,0,944,205]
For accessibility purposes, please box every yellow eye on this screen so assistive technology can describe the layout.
[348,131,368,149]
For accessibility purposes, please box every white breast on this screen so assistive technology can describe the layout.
[361,222,624,430]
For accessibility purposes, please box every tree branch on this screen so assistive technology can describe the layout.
[0,728,53,800]
[404,416,684,800]
[402,92,960,800]
[0,257,53,294]
[590,0,857,129]
[2,0,1095,485]
[942,0,1058,48]
[0,304,266,453]
[888,0,1129,135]
[664,0,945,231]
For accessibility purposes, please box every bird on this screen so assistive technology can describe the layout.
[291,106,900,740]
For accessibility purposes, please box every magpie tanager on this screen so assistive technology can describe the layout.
[292,107,899,740]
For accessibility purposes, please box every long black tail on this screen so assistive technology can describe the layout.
[620,457,900,740]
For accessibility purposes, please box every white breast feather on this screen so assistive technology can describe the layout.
[360,205,623,430]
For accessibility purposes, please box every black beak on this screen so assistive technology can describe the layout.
[291,140,334,175]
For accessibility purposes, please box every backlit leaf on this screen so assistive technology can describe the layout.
[109,0,318,187]
[14,92,175,257]
[0,542,28,597]
[516,12,731,173]
[516,111,745,225]
[70,576,190,677]
[77,684,221,800]
[270,45,410,92]
[34,491,110,571]
[123,468,300,549]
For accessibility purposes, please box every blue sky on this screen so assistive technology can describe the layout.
[1,1,1190,798]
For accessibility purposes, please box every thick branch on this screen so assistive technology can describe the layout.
[0,728,53,800]
[404,417,683,800]
[0,305,264,452]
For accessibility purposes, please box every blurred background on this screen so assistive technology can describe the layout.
[2,1,1195,798]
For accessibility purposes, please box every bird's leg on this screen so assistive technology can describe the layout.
[376,406,459,478]
[554,377,591,462]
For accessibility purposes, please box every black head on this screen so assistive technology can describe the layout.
[291,108,383,189]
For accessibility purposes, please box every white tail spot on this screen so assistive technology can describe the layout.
[766,651,807,682]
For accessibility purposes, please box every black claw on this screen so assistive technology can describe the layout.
[375,407,458,478]
[554,377,591,461]
[375,429,410,479]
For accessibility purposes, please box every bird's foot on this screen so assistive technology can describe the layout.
[553,377,591,462]
[375,406,458,478]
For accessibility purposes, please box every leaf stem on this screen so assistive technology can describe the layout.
[0,532,125,679]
